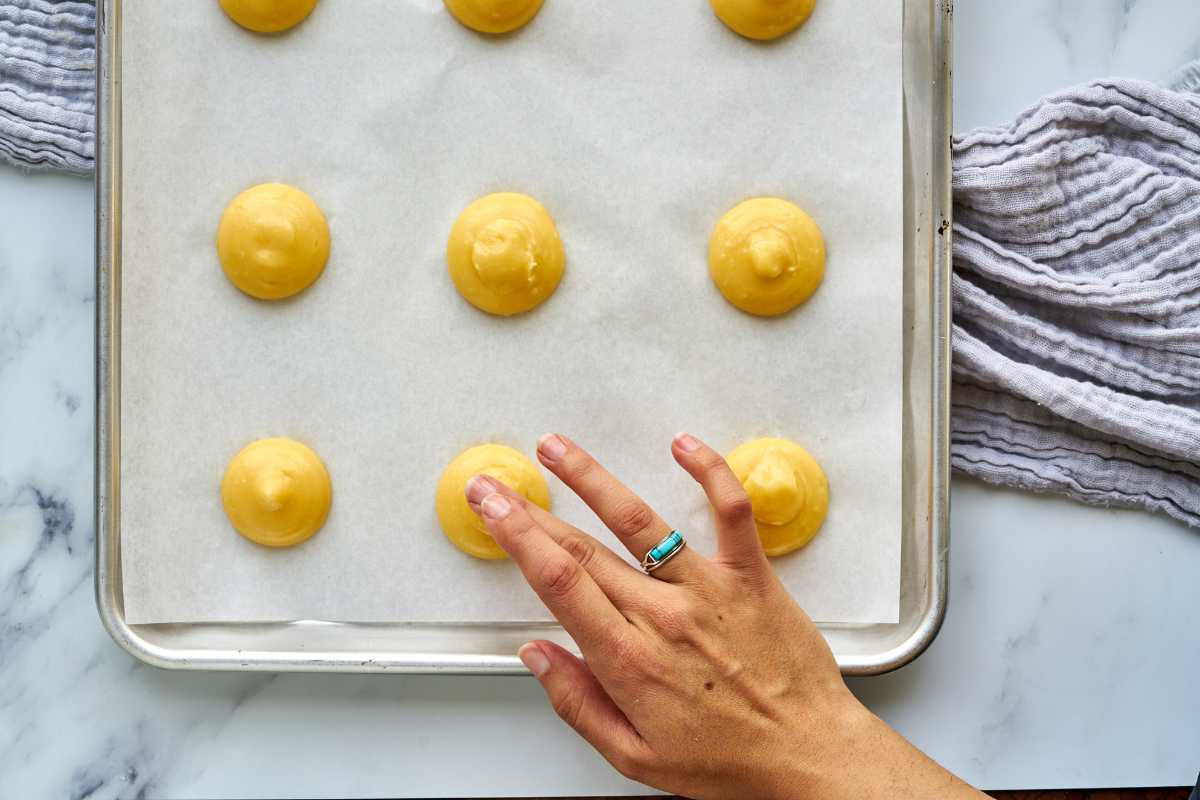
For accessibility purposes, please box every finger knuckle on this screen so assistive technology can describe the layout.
[716,492,755,524]
[563,452,597,483]
[653,603,700,644]
[551,684,586,729]
[560,535,597,569]
[610,500,655,539]
[539,556,583,600]
[696,448,727,471]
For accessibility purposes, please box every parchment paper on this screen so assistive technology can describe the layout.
[120,0,903,625]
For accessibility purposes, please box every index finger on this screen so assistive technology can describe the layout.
[477,491,634,654]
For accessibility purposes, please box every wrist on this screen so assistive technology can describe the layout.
[768,693,983,800]
[757,689,878,800]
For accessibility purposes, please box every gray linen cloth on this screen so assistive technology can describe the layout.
[952,75,1200,528]
[0,0,94,171]
[2,1,1197,525]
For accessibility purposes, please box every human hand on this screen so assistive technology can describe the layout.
[465,432,985,800]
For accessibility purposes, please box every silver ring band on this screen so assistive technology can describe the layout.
[641,530,686,575]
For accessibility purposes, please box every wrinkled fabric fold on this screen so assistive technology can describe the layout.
[0,0,95,171]
[951,71,1200,527]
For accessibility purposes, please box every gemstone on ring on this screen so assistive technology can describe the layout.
[641,530,686,574]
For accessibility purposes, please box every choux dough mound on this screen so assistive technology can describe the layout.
[444,0,545,34]
[709,197,825,317]
[217,183,331,300]
[436,444,550,560]
[710,0,816,41]
[221,437,332,548]
[219,0,319,33]
[447,193,565,316]
[726,438,828,556]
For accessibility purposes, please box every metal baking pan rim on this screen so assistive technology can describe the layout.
[95,0,952,676]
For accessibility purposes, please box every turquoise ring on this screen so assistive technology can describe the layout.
[641,530,686,575]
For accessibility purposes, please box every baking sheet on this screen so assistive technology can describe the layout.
[119,0,902,625]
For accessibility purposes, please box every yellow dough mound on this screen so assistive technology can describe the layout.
[436,444,551,560]
[709,197,825,317]
[726,438,829,556]
[221,437,332,548]
[218,0,319,33]
[447,193,565,316]
[217,183,331,301]
[444,0,545,34]
[710,0,816,41]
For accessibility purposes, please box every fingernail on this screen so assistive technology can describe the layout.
[518,643,551,677]
[480,493,512,520]
[674,432,702,452]
[538,433,568,462]
[466,474,500,506]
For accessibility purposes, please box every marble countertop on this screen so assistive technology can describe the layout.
[2,1,1199,797]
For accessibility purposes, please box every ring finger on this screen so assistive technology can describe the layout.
[535,433,709,584]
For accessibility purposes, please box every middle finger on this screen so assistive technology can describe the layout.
[466,474,658,614]
[535,433,709,584]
